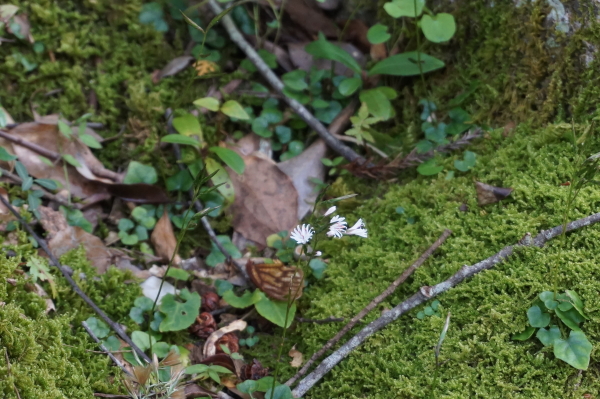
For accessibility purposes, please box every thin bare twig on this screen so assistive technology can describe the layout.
[82,321,133,378]
[0,129,61,162]
[0,194,151,363]
[0,167,80,209]
[291,213,600,397]
[287,229,451,386]
[207,0,366,165]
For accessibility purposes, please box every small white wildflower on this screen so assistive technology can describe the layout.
[290,224,314,244]
[324,206,336,216]
[345,218,367,238]
[315,251,322,256]
[327,222,346,238]
[330,215,345,224]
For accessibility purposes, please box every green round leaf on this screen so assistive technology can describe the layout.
[118,218,135,232]
[420,13,457,43]
[252,116,272,138]
[367,23,391,44]
[359,89,392,120]
[309,258,327,279]
[539,291,559,310]
[553,330,592,370]
[383,0,425,18]
[339,77,362,97]
[123,161,158,185]
[85,317,110,339]
[221,100,250,120]
[264,384,294,399]
[275,125,292,143]
[369,51,445,77]
[282,70,308,91]
[209,147,245,175]
[193,97,220,111]
[424,306,434,316]
[527,305,550,328]
[315,101,342,124]
[158,289,201,332]
[152,341,171,358]
[536,325,561,347]
[129,307,146,324]
[134,296,155,311]
[132,330,156,352]
[166,267,189,281]
[254,292,296,328]
[222,289,261,308]
[102,336,121,352]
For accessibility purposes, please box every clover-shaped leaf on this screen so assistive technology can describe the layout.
[158,289,201,332]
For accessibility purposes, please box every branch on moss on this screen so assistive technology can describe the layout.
[81,321,133,378]
[291,213,600,397]
[206,0,366,165]
[287,229,451,387]
[0,194,151,364]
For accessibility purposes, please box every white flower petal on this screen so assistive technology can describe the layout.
[330,215,346,225]
[290,224,314,244]
[327,222,346,238]
[345,219,367,238]
[324,206,336,216]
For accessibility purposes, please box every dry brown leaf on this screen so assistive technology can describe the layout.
[277,139,326,219]
[38,206,115,273]
[284,0,339,38]
[228,155,298,246]
[157,55,194,81]
[151,209,181,264]
[32,283,55,314]
[288,345,303,368]
[203,320,247,358]
[475,181,513,206]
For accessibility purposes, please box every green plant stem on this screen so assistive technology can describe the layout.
[427,362,440,399]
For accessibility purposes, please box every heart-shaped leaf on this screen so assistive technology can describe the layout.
[527,305,550,328]
[539,291,559,310]
[553,330,592,370]
[369,51,445,76]
[159,289,201,331]
[536,325,561,347]
[367,23,391,44]
[420,13,456,43]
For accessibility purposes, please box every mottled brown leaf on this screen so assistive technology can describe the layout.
[151,208,180,264]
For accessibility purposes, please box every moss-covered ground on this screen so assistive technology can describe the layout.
[3,0,600,398]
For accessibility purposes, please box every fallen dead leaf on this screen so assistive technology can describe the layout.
[277,139,326,219]
[228,155,298,246]
[150,209,181,264]
[156,55,194,82]
[284,0,339,38]
[288,345,303,368]
[203,319,247,358]
[475,181,513,206]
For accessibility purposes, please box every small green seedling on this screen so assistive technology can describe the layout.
[417,300,441,319]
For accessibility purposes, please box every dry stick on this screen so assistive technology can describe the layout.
[296,316,345,324]
[291,213,600,397]
[82,321,133,378]
[0,167,80,209]
[207,0,366,165]
[0,129,61,162]
[0,195,151,364]
[286,229,451,387]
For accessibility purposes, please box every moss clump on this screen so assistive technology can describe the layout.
[281,122,600,398]
[0,242,141,398]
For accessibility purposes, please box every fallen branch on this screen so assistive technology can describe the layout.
[296,316,345,324]
[287,229,451,387]
[82,321,133,378]
[291,213,600,397]
[207,0,365,165]
[0,195,151,363]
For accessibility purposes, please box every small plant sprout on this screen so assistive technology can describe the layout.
[428,312,451,399]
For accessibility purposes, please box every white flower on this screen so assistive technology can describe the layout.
[315,251,322,256]
[345,218,367,238]
[290,224,314,244]
[330,215,345,224]
[324,206,336,216]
